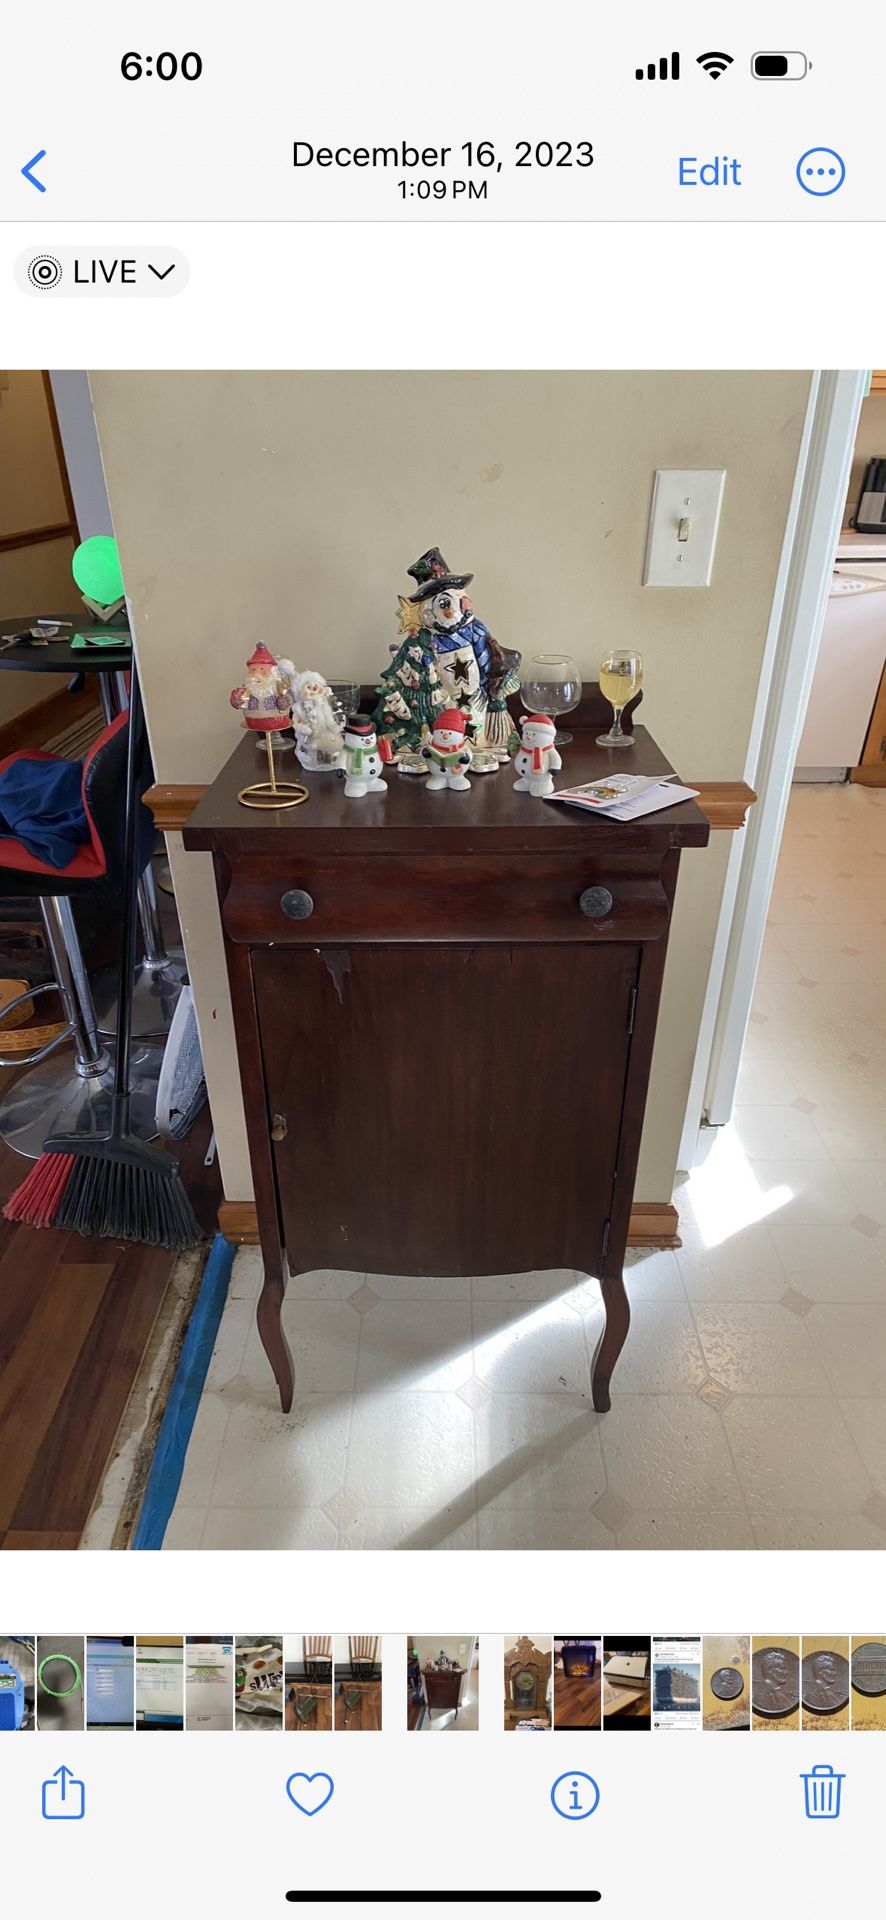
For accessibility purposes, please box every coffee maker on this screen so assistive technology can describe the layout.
[854,457,886,533]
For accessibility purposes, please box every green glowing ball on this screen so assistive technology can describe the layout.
[72,535,123,606]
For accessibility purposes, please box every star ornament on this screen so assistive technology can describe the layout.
[397,595,423,636]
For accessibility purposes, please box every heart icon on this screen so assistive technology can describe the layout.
[285,1771,334,1816]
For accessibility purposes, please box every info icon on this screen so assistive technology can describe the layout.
[28,254,62,290]
[551,1771,600,1821]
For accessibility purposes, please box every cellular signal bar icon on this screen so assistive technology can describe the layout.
[636,52,680,80]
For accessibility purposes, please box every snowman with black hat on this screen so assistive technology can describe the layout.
[341,715,387,799]
[401,548,521,760]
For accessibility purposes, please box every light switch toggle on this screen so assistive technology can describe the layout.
[643,469,725,587]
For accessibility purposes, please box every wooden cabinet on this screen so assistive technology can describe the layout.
[869,371,886,396]
[422,1665,465,1716]
[185,703,708,1415]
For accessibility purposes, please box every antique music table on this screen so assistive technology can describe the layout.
[185,711,708,1414]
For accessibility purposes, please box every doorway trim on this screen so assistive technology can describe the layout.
[678,369,868,1166]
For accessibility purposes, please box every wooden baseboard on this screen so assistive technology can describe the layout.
[0,683,101,761]
[850,764,886,786]
[218,1198,681,1252]
[217,1200,261,1244]
[626,1202,681,1249]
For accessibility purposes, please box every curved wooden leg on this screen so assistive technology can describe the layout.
[257,1272,295,1413]
[590,1270,631,1413]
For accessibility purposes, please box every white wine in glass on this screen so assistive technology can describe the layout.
[597,651,643,747]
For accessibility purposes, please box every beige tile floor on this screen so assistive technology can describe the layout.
[165,782,886,1551]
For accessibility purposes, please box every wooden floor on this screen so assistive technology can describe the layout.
[0,1089,218,1552]
[554,1670,602,1730]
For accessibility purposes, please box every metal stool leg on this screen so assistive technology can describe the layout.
[0,896,163,1159]
[96,669,187,1036]
[94,860,188,1037]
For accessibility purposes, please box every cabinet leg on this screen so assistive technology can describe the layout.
[257,1274,295,1413]
[590,1270,631,1413]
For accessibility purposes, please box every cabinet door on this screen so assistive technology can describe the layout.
[254,942,639,1278]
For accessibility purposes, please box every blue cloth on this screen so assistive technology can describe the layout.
[429,615,493,682]
[0,756,88,868]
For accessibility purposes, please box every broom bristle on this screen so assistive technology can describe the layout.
[3,1151,75,1228]
[54,1152,202,1250]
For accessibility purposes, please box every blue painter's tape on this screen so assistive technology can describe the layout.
[132,1231,235,1551]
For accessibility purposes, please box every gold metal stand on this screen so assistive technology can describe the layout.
[238,730,309,810]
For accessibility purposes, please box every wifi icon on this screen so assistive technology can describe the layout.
[697,50,734,78]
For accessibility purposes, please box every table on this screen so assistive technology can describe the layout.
[0,614,132,682]
[602,1680,650,1721]
[185,702,708,1414]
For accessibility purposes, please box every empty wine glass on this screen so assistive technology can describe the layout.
[597,650,643,747]
[520,653,582,745]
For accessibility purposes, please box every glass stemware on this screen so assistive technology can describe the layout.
[519,653,582,745]
[597,650,643,747]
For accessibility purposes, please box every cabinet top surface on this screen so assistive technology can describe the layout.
[184,727,709,855]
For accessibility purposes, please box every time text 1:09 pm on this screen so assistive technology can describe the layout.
[293,140,594,187]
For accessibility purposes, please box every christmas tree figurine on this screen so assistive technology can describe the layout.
[372,629,447,760]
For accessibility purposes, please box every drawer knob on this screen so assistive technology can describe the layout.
[280,888,314,920]
[271,1113,288,1143]
[579,885,614,919]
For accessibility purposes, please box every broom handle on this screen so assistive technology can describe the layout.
[113,662,144,1108]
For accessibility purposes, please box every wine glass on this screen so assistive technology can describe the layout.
[597,650,643,747]
[520,653,582,745]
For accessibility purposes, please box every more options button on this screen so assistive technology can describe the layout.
[15,247,189,296]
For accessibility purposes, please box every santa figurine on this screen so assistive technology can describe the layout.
[421,708,473,791]
[341,715,387,799]
[229,643,293,731]
[290,668,345,770]
[512,713,561,797]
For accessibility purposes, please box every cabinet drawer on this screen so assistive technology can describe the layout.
[219,850,670,945]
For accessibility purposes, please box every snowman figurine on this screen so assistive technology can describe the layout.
[512,713,561,797]
[341,715,387,799]
[421,708,473,791]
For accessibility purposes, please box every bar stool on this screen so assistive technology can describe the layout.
[0,712,163,1157]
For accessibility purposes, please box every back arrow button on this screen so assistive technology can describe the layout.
[22,150,47,192]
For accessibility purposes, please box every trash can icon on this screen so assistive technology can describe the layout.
[801,1763,845,1820]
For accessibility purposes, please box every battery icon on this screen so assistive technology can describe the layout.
[751,52,810,79]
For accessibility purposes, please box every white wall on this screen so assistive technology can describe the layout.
[90,371,812,1208]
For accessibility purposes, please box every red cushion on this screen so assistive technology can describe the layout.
[0,834,105,878]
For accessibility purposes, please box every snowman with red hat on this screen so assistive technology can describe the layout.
[421,708,473,791]
[341,714,387,799]
[512,713,561,797]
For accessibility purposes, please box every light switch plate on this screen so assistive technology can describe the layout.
[643,469,725,586]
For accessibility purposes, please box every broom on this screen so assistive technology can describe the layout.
[4,669,202,1250]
